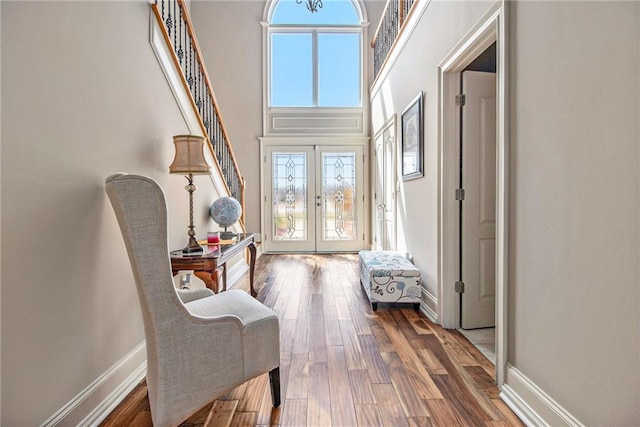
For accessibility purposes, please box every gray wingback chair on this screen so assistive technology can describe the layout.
[105,173,280,427]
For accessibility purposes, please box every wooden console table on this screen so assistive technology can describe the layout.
[170,233,257,297]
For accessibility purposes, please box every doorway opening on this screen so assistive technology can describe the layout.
[458,44,497,364]
[437,2,508,386]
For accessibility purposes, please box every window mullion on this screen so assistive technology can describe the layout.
[313,30,319,107]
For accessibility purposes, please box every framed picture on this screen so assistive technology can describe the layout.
[401,92,424,181]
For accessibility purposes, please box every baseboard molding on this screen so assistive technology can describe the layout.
[41,343,147,427]
[420,288,438,323]
[501,364,584,427]
[226,255,250,290]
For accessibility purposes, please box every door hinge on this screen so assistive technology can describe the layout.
[455,281,465,293]
[455,188,465,201]
[455,94,466,107]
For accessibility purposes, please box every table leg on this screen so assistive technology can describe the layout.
[248,242,257,297]
[194,271,218,294]
[221,264,228,292]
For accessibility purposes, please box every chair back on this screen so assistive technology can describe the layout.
[105,174,186,382]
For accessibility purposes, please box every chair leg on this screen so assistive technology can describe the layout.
[269,367,281,407]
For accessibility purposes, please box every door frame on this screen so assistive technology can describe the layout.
[372,115,397,251]
[437,0,509,387]
[259,136,370,253]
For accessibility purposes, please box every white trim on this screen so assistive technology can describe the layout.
[436,0,509,387]
[149,10,201,136]
[420,289,438,323]
[41,343,147,427]
[262,0,368,26]
[372,115,398,251]
[501,365,585,427]
[370,0,432,98]
[225,254,251,291]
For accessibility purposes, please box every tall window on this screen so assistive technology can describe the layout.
[268,0,363,108]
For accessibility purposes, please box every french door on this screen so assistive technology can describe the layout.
[373,120,396,251]
[264,144,365,252]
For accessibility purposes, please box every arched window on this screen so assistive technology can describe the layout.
[266,0,365,108]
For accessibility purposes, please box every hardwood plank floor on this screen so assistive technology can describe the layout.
[100,254,524,427]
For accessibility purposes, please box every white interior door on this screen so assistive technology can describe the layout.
[461,70,497,329]
[265,144,364,252]
[373,126,396,251]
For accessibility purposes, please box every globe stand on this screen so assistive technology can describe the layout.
[210,196,242,242]
[220,227,236,241]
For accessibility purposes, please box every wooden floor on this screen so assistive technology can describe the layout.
[101,254,523,427]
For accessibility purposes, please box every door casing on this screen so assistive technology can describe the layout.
[437,1,509,387]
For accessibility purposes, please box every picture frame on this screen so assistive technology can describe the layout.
[401,92,424,181]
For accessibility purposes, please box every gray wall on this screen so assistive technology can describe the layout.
[508,2,639,425]
[371,0,640,425]
[190,0,385,235]
[1,1,217,423]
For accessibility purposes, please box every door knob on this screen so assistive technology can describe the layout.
[316,202,322,207]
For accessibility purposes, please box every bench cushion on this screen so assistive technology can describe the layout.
[359,250,421,308]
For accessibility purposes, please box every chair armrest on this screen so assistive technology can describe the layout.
[177,288,215,304]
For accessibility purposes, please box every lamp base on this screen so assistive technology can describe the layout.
[182,236,203,254]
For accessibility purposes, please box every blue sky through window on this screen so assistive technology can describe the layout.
[271,34,314,106]
[271,0,360,25]
[318,33,360,106]
[269,0,362,107]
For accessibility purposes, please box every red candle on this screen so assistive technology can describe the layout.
[207,231,220,244]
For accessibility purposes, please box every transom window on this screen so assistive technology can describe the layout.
[267,0,363,108]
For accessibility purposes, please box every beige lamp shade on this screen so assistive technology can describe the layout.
[169,135,211,175]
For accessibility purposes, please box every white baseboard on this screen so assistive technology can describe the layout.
[225,255,250,290]
[420,288,438,323]
[501,364,584,427]
[41,343,147,427]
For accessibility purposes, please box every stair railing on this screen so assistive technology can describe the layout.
[151,0,246,228]
[371,0,417,80]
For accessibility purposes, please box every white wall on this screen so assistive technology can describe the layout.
[370,0,493,310]
[1,1,217,424]
[508,2,640,425]
[190,0,385,236]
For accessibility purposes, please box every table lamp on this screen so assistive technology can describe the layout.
[169,135,211,253]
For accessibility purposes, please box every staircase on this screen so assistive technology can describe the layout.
[150,0,246,229]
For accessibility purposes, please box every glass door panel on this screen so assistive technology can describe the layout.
[273,153,308,241]
[316,146,364,252]
[264,144,364,253]
[265,146,316,252]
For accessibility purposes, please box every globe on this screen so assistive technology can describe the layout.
[210,197,242,229]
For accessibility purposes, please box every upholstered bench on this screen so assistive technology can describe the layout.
[358,250,422,311]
